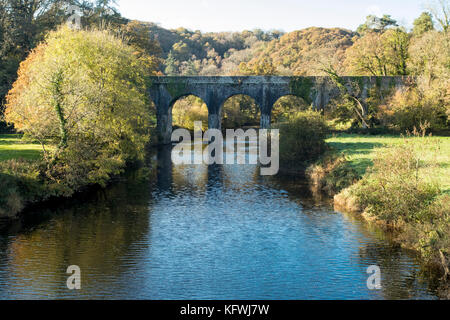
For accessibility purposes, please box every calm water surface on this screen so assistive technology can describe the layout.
[0,145,440,300]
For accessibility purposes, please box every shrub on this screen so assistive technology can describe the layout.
[0,160,43,217]
[172,96,208,131]
[351,136,441,224]
[275,110,329,167]
[380,85,448,132]
[307,154,361,196]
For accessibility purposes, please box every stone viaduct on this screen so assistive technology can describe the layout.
[148,76,407,144]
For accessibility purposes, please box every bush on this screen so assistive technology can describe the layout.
[0,160,43,217]
[4,26,154,195]
[307,155,361,196]
[352,138,441,224]
[379,85,448,132]
[275,110,329,167]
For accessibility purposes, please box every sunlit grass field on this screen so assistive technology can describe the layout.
[0,134,43,162]
[326,134,450,194]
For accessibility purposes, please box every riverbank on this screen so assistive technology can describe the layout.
[0,134,150,219]
[310,133,450,298]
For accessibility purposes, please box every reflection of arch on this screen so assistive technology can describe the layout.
[272,95,309,124]
[220,94,261,129]
[170,94,209,131]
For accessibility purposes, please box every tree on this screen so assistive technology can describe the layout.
[413,12,435,36]
[0,0,125,132]
[239,57,276,75]
[383,28,410,75]
[238,27,355,76]
[325,67,371,128]
[357,14,398,35]
[344,28,409,76]
[5,26,155,192]
[164,50,178,75]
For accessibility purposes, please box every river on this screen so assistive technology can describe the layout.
[0,145,440,300]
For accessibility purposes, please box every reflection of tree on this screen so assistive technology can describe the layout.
[156,145,173,193]
[3,175,152,298]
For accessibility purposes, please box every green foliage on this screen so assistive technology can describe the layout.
[5,26,154,197]
[413,12,435,36]
[0,0,124,132]
[381,87,448,132]
[272,95,309,123]
[275,110,329,167]
[344,28,410,76]
[289,77,315,104]
[339,133,450,271]
[352,136,441,223]
[222,95,260,128]
[0,159,43,217]
[172,96,208,131]
[356,15,398,35]
[307,154,361,196]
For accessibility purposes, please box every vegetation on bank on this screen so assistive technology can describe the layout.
[276,110,329,169]
[331,131,450,278]
[0,26,155,218]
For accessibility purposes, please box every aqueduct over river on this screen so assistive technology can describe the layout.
[148,76,407,144]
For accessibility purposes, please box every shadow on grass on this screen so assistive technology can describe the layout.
[328,141,384,155]
[0,134,26,144]
[0,149,42,161]
[327,141,385,175]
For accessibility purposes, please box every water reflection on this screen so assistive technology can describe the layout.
[0,145,440,300]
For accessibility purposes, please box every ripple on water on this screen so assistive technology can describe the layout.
[0,149,440,300]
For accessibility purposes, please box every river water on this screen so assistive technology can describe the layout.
[0,145,440,300]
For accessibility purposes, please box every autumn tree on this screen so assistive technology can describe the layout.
[5,26,156,193]
[0,0,124,132]
[344,28,409,76]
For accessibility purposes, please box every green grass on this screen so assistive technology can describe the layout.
[326,134,450,194]
[0,134,43,162]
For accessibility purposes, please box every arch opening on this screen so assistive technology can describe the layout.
[221,94,261,130]
[271,95,310,124]
[171,95,209,131]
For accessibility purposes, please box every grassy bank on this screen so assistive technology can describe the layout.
[0,134,43,162]
[325,134,450,193]
[320,133,450,290]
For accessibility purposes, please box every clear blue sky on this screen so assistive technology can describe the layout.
[116,0,428,32]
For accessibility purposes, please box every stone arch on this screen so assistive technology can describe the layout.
[271,94,310,124]
[220,94,261,129]
[170,94,209,131]
[154,94,208,144]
